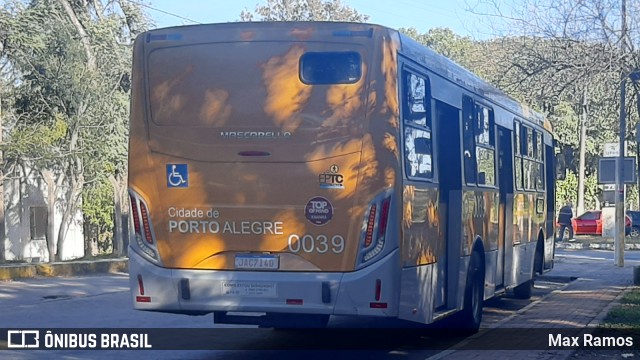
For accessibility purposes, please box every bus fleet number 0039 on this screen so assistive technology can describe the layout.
[287,234,345,254]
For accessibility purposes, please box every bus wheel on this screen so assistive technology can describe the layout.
[449,251,484,333]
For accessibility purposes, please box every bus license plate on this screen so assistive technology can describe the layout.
[234,255,279,270]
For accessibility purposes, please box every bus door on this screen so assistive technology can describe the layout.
[435,100,463,309]
[496,125,514,288]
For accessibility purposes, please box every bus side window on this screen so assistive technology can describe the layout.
[403,72,431,127]
[462,95,476,184]
[475,105,495,186]
[403,69,433,180]
[404,125,433,179]
[514,120,524,190]
[535,130,545,190]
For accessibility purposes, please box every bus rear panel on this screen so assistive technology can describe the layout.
[128,23,403,325]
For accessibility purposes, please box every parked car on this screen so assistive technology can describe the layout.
[627,210,640,237]
[568,210,631,237]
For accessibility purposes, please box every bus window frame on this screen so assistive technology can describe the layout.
[462,96,497,188]
[462,95,477,185]
[519,124,546,192]
[534,129,546,192]
[400,64,435,182]
[514,119,524,191]
[474,102,497,188]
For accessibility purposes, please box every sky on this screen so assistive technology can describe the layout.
[143,0,507,40]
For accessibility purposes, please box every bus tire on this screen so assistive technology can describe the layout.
[448,251,484,334]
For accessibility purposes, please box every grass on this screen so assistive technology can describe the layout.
[601,287,640,328]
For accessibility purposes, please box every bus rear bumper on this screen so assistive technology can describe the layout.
[128,248,400,318]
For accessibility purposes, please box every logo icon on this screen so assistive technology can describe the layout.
[167,164,188,188]
[8,330,40,348]
[319,164,344,189]
[304,197,333,226]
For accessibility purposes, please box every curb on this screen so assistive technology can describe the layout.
[0,258,128,281]
[555,241,640,250]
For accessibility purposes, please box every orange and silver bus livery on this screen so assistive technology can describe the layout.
[128,22,555,330]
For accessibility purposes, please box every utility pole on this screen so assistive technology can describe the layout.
[615,0,627,267]
[577,89,588,216]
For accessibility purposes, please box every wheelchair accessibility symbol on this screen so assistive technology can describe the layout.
[167,164,188,188]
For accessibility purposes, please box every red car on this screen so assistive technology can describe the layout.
[570,210,631,236]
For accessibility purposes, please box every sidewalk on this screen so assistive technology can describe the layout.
[431,248,639,360]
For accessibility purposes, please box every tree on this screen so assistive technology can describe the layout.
[468,0,640,213]
[399,27,475,68]
[0,0,149,261]
[239,0,369,22]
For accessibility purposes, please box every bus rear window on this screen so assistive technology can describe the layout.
[300,52,361,84]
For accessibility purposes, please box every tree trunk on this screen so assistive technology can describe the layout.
[42,170,56,263]
[57,0,97,72]
[56,174,83,261]
[109,175,123,256]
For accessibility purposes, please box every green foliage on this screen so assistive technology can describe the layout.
[602,288,640,328]
[82,180,114,228]
[602,305,640,328]
[621,288,640,305]
[1,0,150,256]
[556,171,578,208]
[82,179,117,255]
[239,0,369,22]
[399,27,475,68]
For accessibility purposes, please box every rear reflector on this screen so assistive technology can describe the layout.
[370,302,388,309]
[137,274,145,295]
[136,296,151,303]
[286,299,303,305]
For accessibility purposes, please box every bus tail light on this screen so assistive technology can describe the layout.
[130,194,141,236]
[139,201,154,245]
[129,190,160,264]
[359,194,393,265]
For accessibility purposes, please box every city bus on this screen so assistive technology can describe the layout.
[127,22,556,330]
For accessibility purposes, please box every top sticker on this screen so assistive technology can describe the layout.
[304,197,333,226]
